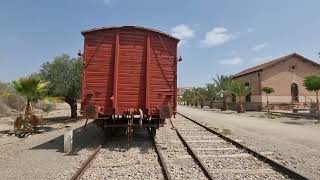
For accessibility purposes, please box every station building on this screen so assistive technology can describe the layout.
[233,53,320,111]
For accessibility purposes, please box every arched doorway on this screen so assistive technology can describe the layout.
[245,82,251,102]
[291,83,299,102]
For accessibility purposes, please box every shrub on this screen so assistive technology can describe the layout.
[0,81,26,115]
[0,99,11,117]
[33,100,56,113]
[3,94,26,111]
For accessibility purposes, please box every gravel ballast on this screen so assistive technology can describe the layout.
[172,114,290,180]
[80,127,164,180]
[178,105,320,179]
[154,120,208,180]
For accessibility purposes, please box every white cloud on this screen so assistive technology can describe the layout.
[252,42,268,51]
[218,57,243,65]
[201,27,235,47]
[103,0,111,5]
[171,24,195,47]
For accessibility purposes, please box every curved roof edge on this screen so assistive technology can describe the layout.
[81,25,180,41]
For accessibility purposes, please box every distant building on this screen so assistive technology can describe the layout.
[233,53,320,110]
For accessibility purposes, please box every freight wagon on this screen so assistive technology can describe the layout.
[80,26,180,136]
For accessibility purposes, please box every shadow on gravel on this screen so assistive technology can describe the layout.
[282,121,306,125]
[35,126,58,133]
[281,121,317,125]
[0,130,11,134]
[29,122,153,155]
[29,122,104,155]
[42,116,81,125]
[102,127,155,155]
[202,109,219,112]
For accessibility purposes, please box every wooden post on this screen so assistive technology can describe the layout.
[113,32,120,114]
[64,126,73,153]
[146,33,151,113]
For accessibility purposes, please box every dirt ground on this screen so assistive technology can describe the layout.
[1,103,319,179]
[0,103,104,180]
[178,105,320,180]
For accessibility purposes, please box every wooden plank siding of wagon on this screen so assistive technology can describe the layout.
[81,26,179,118]
[117,31,146,113]
[150,34,176,114]
[146,33,151,113]
[81,31,115,115]
[113,32,119,114]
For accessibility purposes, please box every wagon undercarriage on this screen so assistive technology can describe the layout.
[94,115,164,139]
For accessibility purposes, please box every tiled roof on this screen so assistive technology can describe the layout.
[233,53,320,78]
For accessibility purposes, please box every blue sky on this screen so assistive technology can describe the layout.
[0,0,319,87]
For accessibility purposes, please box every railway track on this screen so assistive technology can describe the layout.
[172,112,309,180]
[70,128,166,180]
[71,113,309,180]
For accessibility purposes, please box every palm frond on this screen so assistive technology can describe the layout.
[12,76,47,101]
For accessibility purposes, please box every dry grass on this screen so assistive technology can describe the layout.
[0,82,60,116]
[33,100,56,113]
[0,99,12,117]
[0,82,25,117]
[221,128,231,135]
[1,95,25,111]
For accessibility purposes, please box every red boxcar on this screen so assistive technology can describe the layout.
[80,26,179,135]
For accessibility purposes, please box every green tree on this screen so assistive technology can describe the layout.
[262,87,274,115]
[191,87,200,107]
[39,54,83,118]
[229,80,251,113]
[303,75,320,120]
[206,83,217,108]
[181,89,191,105]
[213,74,232,110]
[195,87,207,108]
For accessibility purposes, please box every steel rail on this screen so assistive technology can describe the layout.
[169,118,215,180]
[148,129,172,180]
[70,145,102,180]
[177,112,310,180]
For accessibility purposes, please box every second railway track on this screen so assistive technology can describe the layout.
[169,112,309,180]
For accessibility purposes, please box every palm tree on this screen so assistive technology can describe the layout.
[12,76,47,132]
[206,83,217,108]
[184,87,207,108]
[182,89,194,106]
[213,74,232,110]
[262,87,274,115]
[191,87,201,107]
[196,87,207,108]
[229,80,251,113]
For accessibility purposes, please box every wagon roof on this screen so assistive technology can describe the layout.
[81,25,180,41]
[233,53,320,78]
